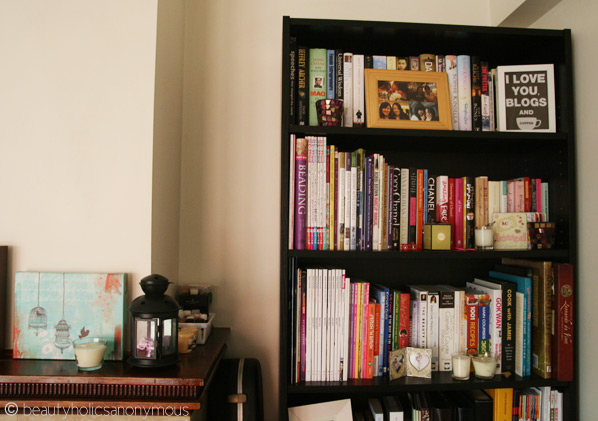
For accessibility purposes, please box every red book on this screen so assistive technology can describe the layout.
[373,302,381,374]
[366,302,375,379]
[465,292,479,356]
[398,291,410,349]
[552,263,574,381]
[454,178,464,249]
[523,176,532,212]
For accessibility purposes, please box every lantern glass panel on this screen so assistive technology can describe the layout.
[162,318,177,356]
[135,318,157,359]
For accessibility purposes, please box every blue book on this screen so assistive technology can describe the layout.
[373,55,387,69]
[370,284,390,376]
[478,301,490,355]
[489,270,532,376]
[327,49,335,99]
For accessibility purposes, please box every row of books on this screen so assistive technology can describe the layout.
[290,388,564,421]
[289,259,574,383]
[290,267,410,382]
[288,135,549,251]
[289,44,555,132]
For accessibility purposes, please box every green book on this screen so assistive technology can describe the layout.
[308,48,327,126]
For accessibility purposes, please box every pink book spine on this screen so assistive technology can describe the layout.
[436,175,449,222]
[535,178,542,216]
[294,138,308,250]
[455,178,464,249]
[448,178,456,248]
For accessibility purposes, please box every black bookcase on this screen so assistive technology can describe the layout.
[279,17,576,419]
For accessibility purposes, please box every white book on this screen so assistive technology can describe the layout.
[409,286,428,348]
[426,287,440,371]
[352,54,365,126]
[322,269,330,381]
[445,55,459,130]
[538,386,551,421]
[333,269,341,381]
[488,69,495,131]
[342,274,351,381]
[342,53,353,128]
[457,55,472,131]
[399,168,410,246]
[344,153,351,250]
[436,286,456,372]
[306,269,314,381]
[350,154,358,250]
[470,279,503,374]
[386,56,397,71]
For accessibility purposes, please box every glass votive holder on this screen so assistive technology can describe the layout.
[472,352,498,379]
[475,224,494,250]
[452,353,471,380]
[73,337,108,371]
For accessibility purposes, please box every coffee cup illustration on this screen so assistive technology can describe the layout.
[517,116,542,130]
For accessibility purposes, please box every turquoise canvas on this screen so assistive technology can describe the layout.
[13,272,126,360]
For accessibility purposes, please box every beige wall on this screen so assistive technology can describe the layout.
[532,1,597,419]
[0,0,158,332]
[1,0,593,420]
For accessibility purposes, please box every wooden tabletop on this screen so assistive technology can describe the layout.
[0,327,230,410]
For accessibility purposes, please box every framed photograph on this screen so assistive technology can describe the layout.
[365,69,453,130]
[496,64,556,132]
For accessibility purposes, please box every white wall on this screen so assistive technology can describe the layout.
[531,1,597,419]
[0,0,158,336]
[179,1,488,419]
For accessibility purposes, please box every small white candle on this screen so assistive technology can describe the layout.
[475,226,494,250]
[472,354,497,379]
[74,340,107,370]
[452,353,471,380]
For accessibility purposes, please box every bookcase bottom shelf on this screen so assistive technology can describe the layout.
[287,371,570,394]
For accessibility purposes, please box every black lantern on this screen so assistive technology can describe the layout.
[128,274,180,367]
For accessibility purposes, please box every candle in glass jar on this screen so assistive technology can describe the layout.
[472,354,497,379]
[73,338,107,370]
[475,225,494,250]
[452,353,471,380]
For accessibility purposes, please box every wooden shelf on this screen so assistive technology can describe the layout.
[0,327,230,410]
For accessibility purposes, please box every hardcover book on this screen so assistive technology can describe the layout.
[457,55,472,130]
[496,64,556,132]
[289,37,297,125]
[352,54,365,126]
[297,46,309,125]
[552,263,573,381]
[294,137,308,250]
[445,55,459,130]
[308,48,327,126]
[343,53,354,127]
[471,56,482,131]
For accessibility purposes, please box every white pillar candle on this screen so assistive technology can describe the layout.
[452,353,471,380]
[74,340,107,370]
[475,226,494,250]
[472,354,497,379]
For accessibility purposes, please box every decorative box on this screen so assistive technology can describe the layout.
[389,347,432,380]
[424,223,451,250]
[492,213,529,250]
[528,221,556,249]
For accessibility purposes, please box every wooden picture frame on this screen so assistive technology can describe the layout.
[365,69,453,130]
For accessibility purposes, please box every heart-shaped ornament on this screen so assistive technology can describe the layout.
[409,352,430,372]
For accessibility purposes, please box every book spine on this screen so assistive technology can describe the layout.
[409,56,420,70]
[344,153,351,250]
[294,137,308,250]
[446,54,459,130]
[337,152,345,250]
[416,169,425,251]
[471,56,482,131]
[352,54,365,126]
[408,168,417,246]
[464,176,475,248]
[289,37,297,125]
[392,167,401,250]
[364,156,373,251]
[478,296,491,355]
[308,48,327,126]
[481,60,491,131]
[387,165,394,251]
[448,177,456,248]
[317,137,327,250]
[373,55,387,69]
[436,175,449,223]
[426,173,436,224]
[398,292,410,349]
[366,298,375,379]
[386,289,394,369]
[393,290,401,349]
[335,49,344,101]
[297,47,308,125]
[350,151,358,250]
[457,55,472,130]
[327,49,335,99]
[465,294,479,355]
[438,289,455,371]
[501,282,517,375]
[342,53,353,127]
[427,290,440,371]
[300,269,307,381]
[328,145,334,250]
[455,178,464,249]
[373,301,381,376]
[420,53,436,71]
[552,263,573,381]
[399,168,410,247]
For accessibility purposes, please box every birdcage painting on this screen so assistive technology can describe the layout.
[13,272,127,361]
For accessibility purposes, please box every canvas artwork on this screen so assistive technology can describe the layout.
[13,272,127,361]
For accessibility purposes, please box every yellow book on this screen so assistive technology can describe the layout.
[485,388,514,421]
